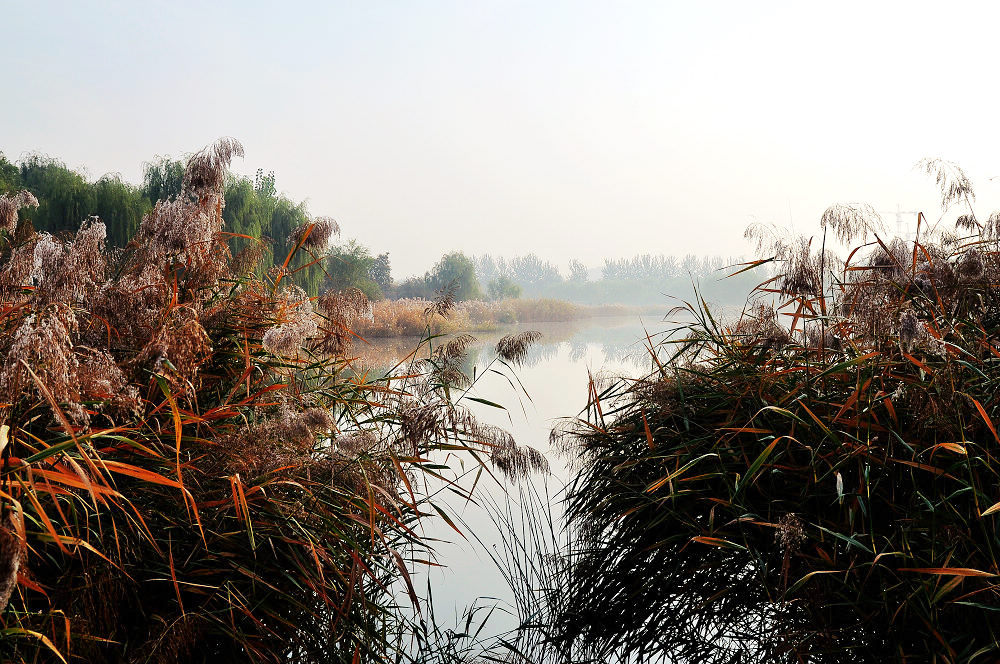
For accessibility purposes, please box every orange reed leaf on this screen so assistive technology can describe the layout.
[899,567,997,577]
[20,489,70,555]
[691,536,747,550]
[929,443,968,457]
[168,535,184,616]
[28,469,117,497]
[99,460,184,488]
[980,501,1000,517]
[642,411,655,449]
[0,628,67,663]
[390,547,420,611]
[970,397,1000,446]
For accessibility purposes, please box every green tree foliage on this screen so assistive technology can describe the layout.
[140,160,331,294]
[487,275,521,300]
[370,252,392,294]
[325,241,383,300]
[426,251,482,301]
[0,153,21,192]
[511,253,562,288]
[473,254,512,287]
[13,156,150,247]
[141,156,184,202]
[221,168,279,256]
[93,175,151,246]
[220,168,334,295]
[17,154,98,234]
[602,253,679,280]
[393,276,432,299]
[0,150,343,295]
[474,251,757,306]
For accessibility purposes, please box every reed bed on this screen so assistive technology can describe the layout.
[510,298,628,322]
[538,163,1000,662]
[0,140,545,663]
[354,298,631,339]
[354,298,516,338]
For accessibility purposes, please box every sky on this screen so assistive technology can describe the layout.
[5,0,1000,277]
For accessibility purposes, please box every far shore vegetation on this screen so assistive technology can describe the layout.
[0,149,759,333]
[355,298,636,338]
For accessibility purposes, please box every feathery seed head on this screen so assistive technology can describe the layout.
[496,330,542,365]
[775,513,806,554]
[425,282,458,318]
[290,216,339,251]
[917,158,975,210]
[183,137,244,195]
[262,286,319,356]
[820,203,885,243]
[0,190,38,234]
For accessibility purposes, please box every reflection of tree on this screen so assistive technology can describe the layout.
[527,342,562,366]
[601,341,646,366]
[482,331,656,371]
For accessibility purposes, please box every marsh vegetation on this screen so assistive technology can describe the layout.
[4,140,998,664]
[497,160,1000,663]
[0,140,549,662]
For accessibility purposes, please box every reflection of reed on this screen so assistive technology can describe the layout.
[346,335,425,374]
[352,316,678,375]
[567,341,589,363]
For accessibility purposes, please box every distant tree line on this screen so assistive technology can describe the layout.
[0,149,760,306]
[473,252,758,306]
[0,152,387,297]
[601,253,737,281]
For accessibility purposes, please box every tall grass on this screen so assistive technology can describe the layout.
[475,480,596,664]
[354,298,631,339]
[355,298,517,338]
[0,141,543,663]
[538,161,1000,662]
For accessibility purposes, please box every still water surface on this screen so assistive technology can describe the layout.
[360,314,677,634]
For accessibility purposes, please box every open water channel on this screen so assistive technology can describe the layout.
[356,313,682,637]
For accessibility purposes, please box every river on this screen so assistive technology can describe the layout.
[353,312,689,641]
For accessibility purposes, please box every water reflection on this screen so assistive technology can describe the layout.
[372,315,676,637]
[381,308,743,642]
[351,315,675,377]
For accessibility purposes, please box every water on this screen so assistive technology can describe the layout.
[358,314,678,638]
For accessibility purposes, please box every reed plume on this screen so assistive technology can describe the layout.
[496,330,542,365]
[0,510,24,613]
[0,138,535,663]
[0,190,38,234]
[545,160,1000,662]
[289,215,339,251]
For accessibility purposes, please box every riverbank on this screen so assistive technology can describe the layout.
[353,297,650,338]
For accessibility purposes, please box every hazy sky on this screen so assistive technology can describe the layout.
[5,0,1000,277]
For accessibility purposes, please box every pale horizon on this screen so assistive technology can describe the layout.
[5,1,1000,277]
